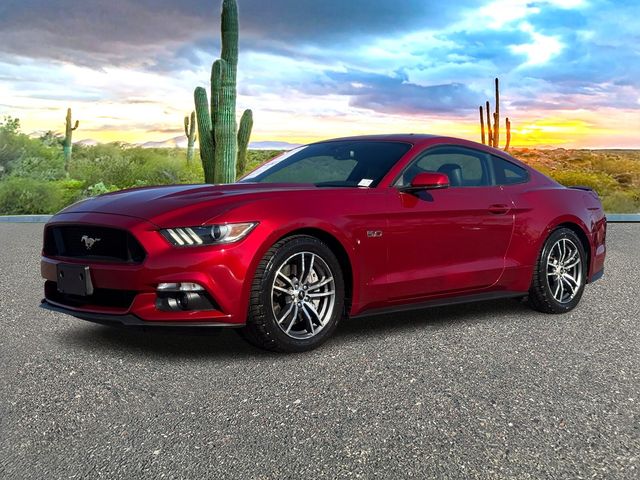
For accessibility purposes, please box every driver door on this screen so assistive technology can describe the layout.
[384,145,514,301]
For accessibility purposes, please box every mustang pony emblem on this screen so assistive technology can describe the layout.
[80,235,101,250]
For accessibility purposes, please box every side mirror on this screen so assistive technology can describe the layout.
[400,172,449,193]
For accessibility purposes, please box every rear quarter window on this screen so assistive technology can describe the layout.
[492,155,529,185]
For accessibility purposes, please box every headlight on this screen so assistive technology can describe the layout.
[160,222,258,247]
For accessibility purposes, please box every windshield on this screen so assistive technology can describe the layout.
[239,141,412,187]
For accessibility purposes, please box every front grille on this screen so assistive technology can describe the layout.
[44,225,146,263]
[45,281,136,310]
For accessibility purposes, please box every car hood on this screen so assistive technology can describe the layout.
[58,183,316,227]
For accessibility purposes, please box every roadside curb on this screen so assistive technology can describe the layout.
[0,215,53,223]
[606,214,640,222]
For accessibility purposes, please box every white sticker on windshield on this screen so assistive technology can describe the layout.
[358,178,373,187]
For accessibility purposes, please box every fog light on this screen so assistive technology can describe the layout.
[155,283,216,312]
[178,292,191,309]
[157,282,204,292]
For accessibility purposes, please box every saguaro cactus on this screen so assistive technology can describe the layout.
[63,108,79,164]
[493,78,500,148]
[486,100,493,146]
[194,0,253,183]
[479,106,485,145]
[184,111,197,164]
[478,78,512,151]
[236,109,253,177]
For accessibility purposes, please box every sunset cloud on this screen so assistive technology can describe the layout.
[0,0,638,147]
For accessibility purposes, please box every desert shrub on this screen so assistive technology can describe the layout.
[85,182,119,196]
[0,117,22,175]
[0,177,64,214]
[589,155,640,186]
[242,150,282,176]
[177,157,205,183]
[545,169,618,196]
[602,190,640,214]
[0,117,66,179]
[9,152,66,181]
[58,179,86,206]
[131,149,185,185]
[68,144,136,187]
[69,145,207,189]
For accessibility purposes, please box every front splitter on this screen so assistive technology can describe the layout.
[40,299,241,328]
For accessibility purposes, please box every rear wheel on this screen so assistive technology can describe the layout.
[239,235,344,352]
[527,227,586,313]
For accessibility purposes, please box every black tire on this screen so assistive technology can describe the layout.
[527,227,587,314]
[239,235,345,352]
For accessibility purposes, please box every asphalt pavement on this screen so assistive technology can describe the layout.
[0,223,638,479]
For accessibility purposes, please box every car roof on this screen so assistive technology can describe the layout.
[311,133,439,144]
[309,133,533,171]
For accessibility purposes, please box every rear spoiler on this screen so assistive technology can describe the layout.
[569,185,600,198]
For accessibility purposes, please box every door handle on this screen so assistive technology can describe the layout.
[488,204,510,215]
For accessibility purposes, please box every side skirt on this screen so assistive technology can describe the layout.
[351,291,526,319]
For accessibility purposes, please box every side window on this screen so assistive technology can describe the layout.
[492,155,529,185]
[398,146,491,187]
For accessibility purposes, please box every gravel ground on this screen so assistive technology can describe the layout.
[0,223,638,479]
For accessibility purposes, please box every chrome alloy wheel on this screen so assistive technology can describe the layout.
[546,237,583,304]
[271,251,336,339]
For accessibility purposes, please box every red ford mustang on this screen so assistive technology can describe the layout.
[41,135,606,352]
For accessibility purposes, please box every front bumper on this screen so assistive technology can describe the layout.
[40,299,239,328]
[41,212,258,325]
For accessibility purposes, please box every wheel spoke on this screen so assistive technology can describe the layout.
[307,290,335,298]
[308,277,333,291]
[564,258,580,270]
[562,273,579,287]
[277,271,294,288]
[285,304,299,333]
[273,285,292,295]
[299,253,306,284]
[277,302,295,325]
[554,280,561,299]
[303,301,324,326]
[300,304,315,334]
[561,277,576,296]
[305,254,315,284]
[564,249,578,264]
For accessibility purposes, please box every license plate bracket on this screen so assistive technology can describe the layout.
[56,264,93,296]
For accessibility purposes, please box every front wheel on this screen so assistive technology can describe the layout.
[239,235,345,352]
[527,227,586,314]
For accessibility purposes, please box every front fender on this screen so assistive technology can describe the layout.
[237,218,360,322]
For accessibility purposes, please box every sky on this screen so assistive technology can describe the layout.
[0,0,639,148]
